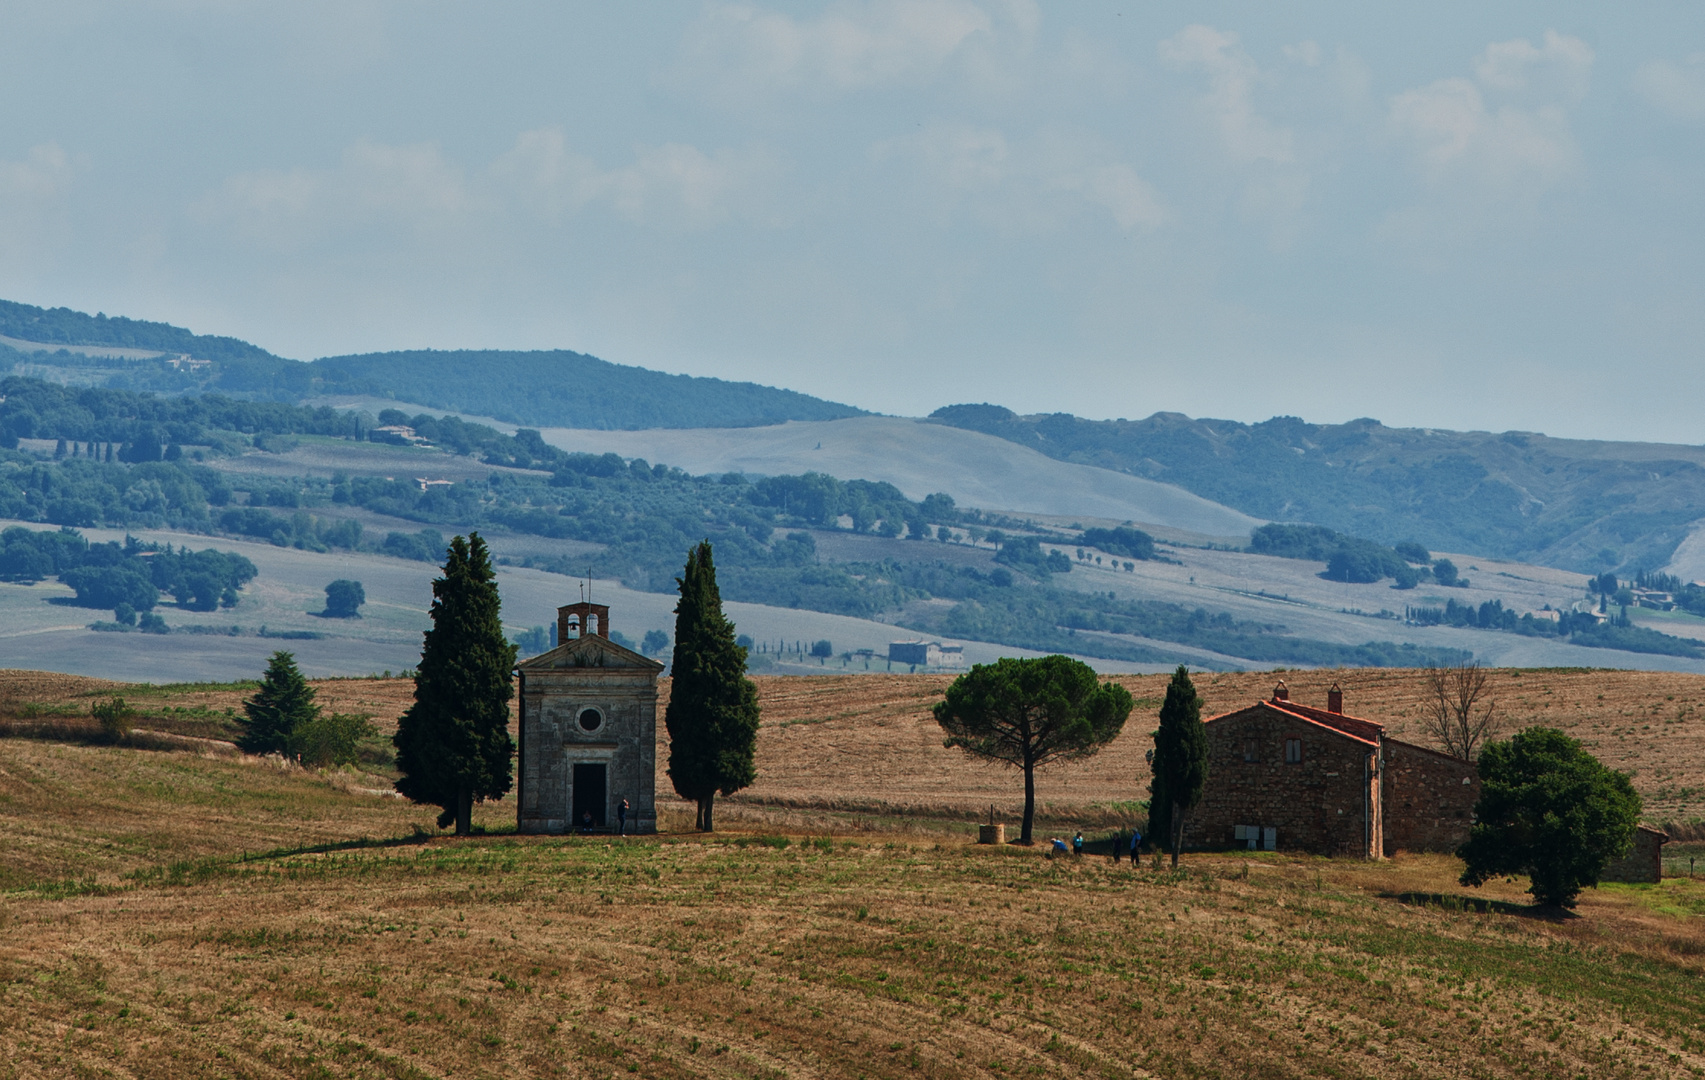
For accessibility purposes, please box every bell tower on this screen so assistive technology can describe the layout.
[558,601,610,644]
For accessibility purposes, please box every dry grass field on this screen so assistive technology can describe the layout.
[3,667,1705,1077]
[5,665,1705,832]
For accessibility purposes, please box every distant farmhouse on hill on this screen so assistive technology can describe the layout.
[888,640,966,671]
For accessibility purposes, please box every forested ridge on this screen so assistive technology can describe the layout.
[931,403,1705,574]
[0,296,863,429]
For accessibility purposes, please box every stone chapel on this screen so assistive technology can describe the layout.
[514,601,664,834]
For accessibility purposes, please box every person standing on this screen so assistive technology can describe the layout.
[1130,828,1142,864]
[1072,831,1084,857]
[617,798,630,836]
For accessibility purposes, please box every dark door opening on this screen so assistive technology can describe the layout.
[571,762,607,829]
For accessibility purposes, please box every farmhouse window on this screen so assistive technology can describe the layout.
[1284,738,1303,764]
[1242,739,1259,763]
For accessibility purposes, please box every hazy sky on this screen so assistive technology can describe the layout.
[2,3,1703,442]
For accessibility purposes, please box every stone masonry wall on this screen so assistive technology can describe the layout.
[1602,826,1666,884]
[1381,739,1479,854]
[1195,704,1377,857]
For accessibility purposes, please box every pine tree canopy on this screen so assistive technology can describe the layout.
[934,654,1132,844]
[239,650,319,755]
[393,532,518,833]
[1458,727,1642,908]
[664,541,760,830]
[1149,665,1209,860]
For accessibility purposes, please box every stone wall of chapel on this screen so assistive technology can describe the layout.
[519,672,657,835]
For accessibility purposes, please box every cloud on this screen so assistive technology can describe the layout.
[1473,30,1593,99]
[201,139,469,248]
[0,144,75,259]
[878,122,1166,234]
[1160,25,1294,166]
[492,128,787,231]
[678,0,993,101]
[199,131,787,251]
[1634,54,1705,120]
[1074,165,1168,231]
[0,143,72,202]
[1388,33,1591,198]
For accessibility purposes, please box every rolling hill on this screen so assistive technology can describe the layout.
[930,404,1705,576]
[0,297,864,429]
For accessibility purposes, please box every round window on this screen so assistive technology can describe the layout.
[577,708,603,732]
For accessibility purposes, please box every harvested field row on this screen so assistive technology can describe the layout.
[2,834,1703,1080]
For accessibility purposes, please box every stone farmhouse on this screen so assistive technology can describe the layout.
[514,601,664,835]
[1190,681,1480,858]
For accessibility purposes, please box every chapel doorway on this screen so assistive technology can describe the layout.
[572,762,607,828]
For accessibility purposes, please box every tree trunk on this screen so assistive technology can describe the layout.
[1020,761,1036,844]
[699,794,716,832]
[456,786,472,836]
[1170,800,1183,869]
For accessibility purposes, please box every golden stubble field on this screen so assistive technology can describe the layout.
[2,668,1705,1078]
[6,665,1702,832]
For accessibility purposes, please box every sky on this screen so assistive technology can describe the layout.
[1,2,1703,443]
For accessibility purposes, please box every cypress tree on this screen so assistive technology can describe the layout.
[239,650,320,755]
[665,541,760,832]
[393,533,517,835]
[1148,665,1209,868]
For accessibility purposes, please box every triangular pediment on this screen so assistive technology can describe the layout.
[517,633,665,672]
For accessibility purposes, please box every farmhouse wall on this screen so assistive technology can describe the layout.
[1601,825,1668,884]
[1195,702,1379,858]
[1381,739,1480,854]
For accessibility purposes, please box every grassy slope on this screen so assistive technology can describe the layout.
[0,744,1702,1078]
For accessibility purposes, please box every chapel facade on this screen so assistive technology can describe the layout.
[1190,681,1481,858]
[514,601,664,834]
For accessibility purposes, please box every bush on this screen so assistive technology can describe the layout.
[1458,727,1643,908]
[91,696,134,740]
[1079,526,1156,561]
[59,565,158,610]
[288,712,378,768]
[323,579,365,618]
[137,612,168,633]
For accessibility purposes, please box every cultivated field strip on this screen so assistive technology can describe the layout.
[2,838,1702,1079]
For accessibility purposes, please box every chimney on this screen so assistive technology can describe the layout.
[1327,682,1343,714]
[1272,679,1289,702]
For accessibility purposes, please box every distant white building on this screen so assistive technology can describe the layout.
[888,640,967,670]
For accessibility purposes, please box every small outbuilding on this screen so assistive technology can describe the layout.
[1601,824,1669,884]
[515,601,664,834]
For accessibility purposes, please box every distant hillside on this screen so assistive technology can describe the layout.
[0,298,279,365]
[0,297,865,429]
[929,404,1705,574]
[310,350,866,430]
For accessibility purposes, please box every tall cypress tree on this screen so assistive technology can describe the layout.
[665,541,760,832]
[239,650,319,755]
[1149,665,1209,868]
[393,533,517,835]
